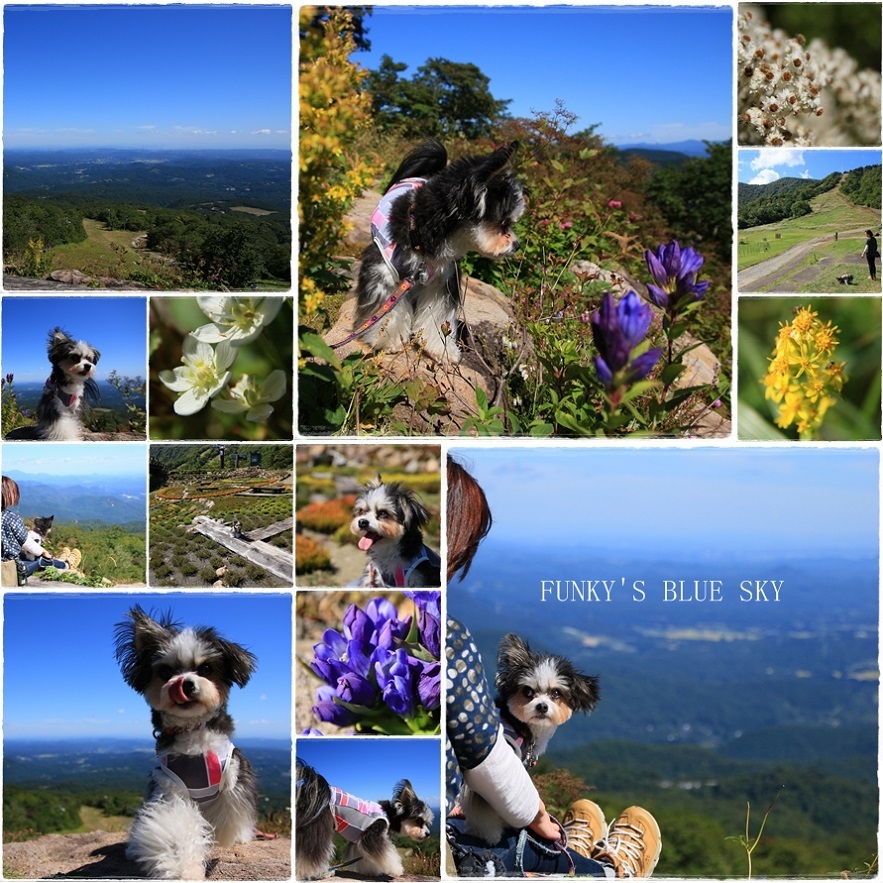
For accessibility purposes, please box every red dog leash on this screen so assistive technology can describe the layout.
[329,276,415,350]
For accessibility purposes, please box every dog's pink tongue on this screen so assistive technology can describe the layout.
[168,677,190,705]
[358,536,374,552]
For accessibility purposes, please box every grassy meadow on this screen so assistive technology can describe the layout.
[738,187,881,293]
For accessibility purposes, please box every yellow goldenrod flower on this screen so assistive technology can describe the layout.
[762,304,847,439]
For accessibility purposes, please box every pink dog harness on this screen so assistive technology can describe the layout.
[329,785,388,842]
[155,737,233,806]
[371,177,426,280]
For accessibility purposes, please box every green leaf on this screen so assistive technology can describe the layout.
[660,363,687,385]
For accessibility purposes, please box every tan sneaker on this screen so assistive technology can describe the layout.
[67,548,82,569]
[594,806,661,878]
[562,799,608,859]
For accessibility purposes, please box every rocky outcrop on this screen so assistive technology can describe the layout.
[2,271,147,290]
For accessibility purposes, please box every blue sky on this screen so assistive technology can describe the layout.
[739,148,883,185]
[449,446,879,559]
[4,593,292,740]
[2,297,146,381]
[297,738,441,808]
[4,5,291,149]
[3,442,146,479]
[357,5,732,146]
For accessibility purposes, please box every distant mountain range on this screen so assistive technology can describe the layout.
[4,148,291,211]
[11,381,145,415]
[5,470,146,527]
[617,139,719,157]
[5,738,290,806]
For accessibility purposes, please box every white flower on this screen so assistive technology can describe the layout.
[210,370,287,422]
[158,336,236,416]
[192,296,284,347]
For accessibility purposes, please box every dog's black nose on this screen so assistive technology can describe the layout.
[358,518,370,530]
[535,702,548,715]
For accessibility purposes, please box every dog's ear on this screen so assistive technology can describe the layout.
[476,141,519,183]
[496,633,534,685]
[91,347,101,364]
[218,637,258,688]
[570,671,601,714]
[398,488,429,531]
[392,778,417,809]
[115,606,177,691]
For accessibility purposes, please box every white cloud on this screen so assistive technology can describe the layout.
[749,149,805,171]
[749,168,781,185]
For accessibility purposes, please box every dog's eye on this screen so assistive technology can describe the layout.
[156,665,174,681]
[521,686,534,699]
[550,689,563,700]
[196,663,213,677]
[353,507,365,517]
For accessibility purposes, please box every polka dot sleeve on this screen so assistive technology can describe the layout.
[445,615,499,817]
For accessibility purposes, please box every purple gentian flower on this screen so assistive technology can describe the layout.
[374,648,417,718]
[404,591,441,659]
[336,671,377,706]
[416,660,441,710]
[644,240,710,311]
[590,291,662,393]
[312,686,359,726]
[344,598,412,649]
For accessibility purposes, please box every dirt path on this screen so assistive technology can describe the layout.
[738,228,871,292]
[738,234,830,291]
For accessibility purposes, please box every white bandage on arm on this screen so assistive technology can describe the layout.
[460,724,540,828]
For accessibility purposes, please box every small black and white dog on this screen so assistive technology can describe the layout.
[6,327,101,440]
[295,760,434,879]
[351,477,441,588]
[461,633,600,845]
[354,139,524,364]
[20,515,54,561]
[115,606,259,880]
[837,273,855,285]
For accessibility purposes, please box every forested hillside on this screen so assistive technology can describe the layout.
[840,164,882,209]
[738,172,842,228]
[2,150,291,289]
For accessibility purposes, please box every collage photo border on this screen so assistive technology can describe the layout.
[1,0,882,881]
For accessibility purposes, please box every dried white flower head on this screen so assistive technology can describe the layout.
[738,5,881,146]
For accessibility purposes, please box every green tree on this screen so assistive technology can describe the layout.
[366,56,511,138]
[191,224,265,290]
[646,140,733,262]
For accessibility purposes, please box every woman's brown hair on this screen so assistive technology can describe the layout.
[2,476,21,510]
[446,456,492,580]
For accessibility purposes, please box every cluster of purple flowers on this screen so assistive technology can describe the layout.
[644,240,710,315]
[310,593,441,734]
[590,240,709,402]
[590,291,662,399]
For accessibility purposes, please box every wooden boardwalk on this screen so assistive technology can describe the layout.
[191,516,293,584]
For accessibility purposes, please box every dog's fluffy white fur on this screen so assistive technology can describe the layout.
[296,761,434,879]
[6,327,100,441]
[115,606,258,880]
